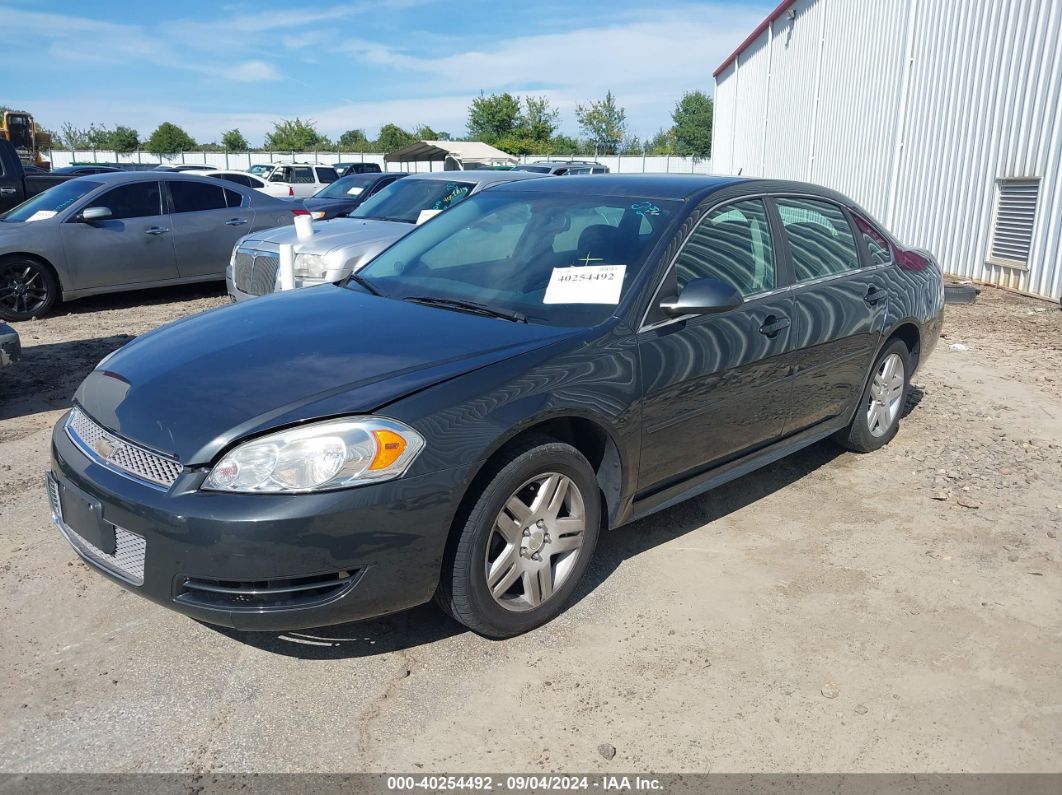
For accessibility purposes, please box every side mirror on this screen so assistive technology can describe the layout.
[78,206,112,222]
[660,277,743,317]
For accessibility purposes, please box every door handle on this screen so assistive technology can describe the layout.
[225,218,249,226]
[144,227,169,235]
[864,285,889,305]
[759,315,791,338]
[0,187,16,196]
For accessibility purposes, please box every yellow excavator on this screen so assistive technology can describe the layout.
[0,109,52,170]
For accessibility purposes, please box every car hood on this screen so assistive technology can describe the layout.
[241,217,411,255]
[74,285,574,465]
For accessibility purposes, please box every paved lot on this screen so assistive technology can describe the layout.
[1,284,1060,773]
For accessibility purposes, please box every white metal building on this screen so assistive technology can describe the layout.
[712,0,1062,300]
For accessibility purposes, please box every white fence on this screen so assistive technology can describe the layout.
[45,149,712,175]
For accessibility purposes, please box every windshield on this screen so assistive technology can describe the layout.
[1,179,102,222]
[351,179,474,224]
[315,174,377,199]
[353,191,678,328]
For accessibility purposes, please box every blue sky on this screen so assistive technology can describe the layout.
[2,0,771,146]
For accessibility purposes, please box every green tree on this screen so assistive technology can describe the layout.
[547,134,582,155]
[671,90,713,158]
[375,123,416,153]
[519,96,559,143]
[221,128,250,151]
[646,127,677,155]
[575,90,627,155]
[337,128,370,150]
[621,135,643,155]
[145,122,197,155]
[104,125,140,153]
[263,118,330,151]
[466,92,521,144]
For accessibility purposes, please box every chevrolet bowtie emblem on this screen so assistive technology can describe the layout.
[93,436,116,459]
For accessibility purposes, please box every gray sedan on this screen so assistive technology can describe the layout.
[0,172,299,321]
[228,170,542,301]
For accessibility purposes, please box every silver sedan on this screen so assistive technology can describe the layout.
[0,172,300,321]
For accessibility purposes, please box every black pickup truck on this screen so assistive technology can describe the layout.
[0,139,72,213]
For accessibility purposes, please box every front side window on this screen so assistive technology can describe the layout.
[777,197,860,281]
[93,181,164,220]
[352,179,474,224]
[673,199,776,296]
[2,179,103,222]
[169,181,227,213]
[355,191,678,327]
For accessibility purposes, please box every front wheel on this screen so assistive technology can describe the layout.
[835,339,911,453]
[437,437,601,638]
[0,258,58,321]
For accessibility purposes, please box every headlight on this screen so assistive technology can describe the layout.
[203,417,425,493]
[310,210,327,220]
[293,252,329,279]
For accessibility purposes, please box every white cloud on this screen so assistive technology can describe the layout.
[227,61,281,82]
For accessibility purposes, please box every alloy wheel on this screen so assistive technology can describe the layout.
[866,353,905,437]
[484,472,586,612]
[0,262,50,317]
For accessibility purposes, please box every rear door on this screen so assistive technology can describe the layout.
[637,198,796,489]
[167,180,255,279]
[773,195,888,435]
[59,180,178,289]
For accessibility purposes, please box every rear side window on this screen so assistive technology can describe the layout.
[223,188,244,208]
[852,213,894,266]
[95,181,163,220]
[776,197,860,281]
[316,167,338,183]
[674,199,776,296]
[292,167,314,184]
[169,181,227,213]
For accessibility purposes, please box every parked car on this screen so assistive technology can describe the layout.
[0,172,302,320]
[52,165,122,176]
[47,174,943,638]
[0,139,74,213]
[182,169,297,199]
[513,159,610,175]
[155,164,216,172]
[0,321,19,367]
[247,163,339,198]
[228,170,540,301]
[334,162,383,177]
[303,172,408,220]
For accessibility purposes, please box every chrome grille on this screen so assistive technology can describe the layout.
[66,407,182,489]
[234,247,280,296]
[47,475,146,586]
[233,250,254,292]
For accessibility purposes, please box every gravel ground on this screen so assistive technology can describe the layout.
[0,283,1059,773]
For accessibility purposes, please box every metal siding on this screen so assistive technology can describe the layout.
[713,0,1062,300]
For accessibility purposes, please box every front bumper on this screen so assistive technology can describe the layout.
[225,265,329,302]
[48,414,469,630]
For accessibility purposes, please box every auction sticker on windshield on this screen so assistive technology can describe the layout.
[543,264,625,304]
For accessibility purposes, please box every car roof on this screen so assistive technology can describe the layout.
[403,170,543,185]
[62,171,259,187]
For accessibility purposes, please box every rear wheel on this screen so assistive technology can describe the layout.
[835,339,910,453]
[437,437,601,638]
[0,258,58,321]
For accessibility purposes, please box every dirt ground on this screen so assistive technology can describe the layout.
[0,283,1059,774]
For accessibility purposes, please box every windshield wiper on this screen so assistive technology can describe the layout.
[404,296,526,323]
[347,273,380,296]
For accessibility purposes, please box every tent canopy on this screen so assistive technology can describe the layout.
[384,140,516,164]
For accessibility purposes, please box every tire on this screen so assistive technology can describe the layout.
[835,339,911,453]
[0,257,59,321]
[437,436,601,639]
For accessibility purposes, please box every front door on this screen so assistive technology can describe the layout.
[637,198,796,491]
[60,180,178,290]
[167,180,255,279]
[772,196,887,434]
